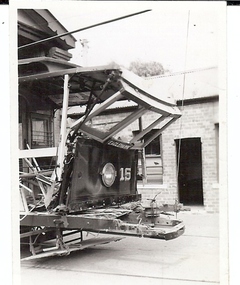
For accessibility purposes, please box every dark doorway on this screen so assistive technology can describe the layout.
[176,138,204,205]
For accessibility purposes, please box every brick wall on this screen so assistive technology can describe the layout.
[137,184,178,208]
[160,100,219,212]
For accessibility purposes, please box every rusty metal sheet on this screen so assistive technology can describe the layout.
[20,211,185,241]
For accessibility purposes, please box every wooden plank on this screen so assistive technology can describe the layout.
[103,107,147,141]
[143,117,178,148]
[18,64,118,82]
[71,91,124,131]
[121,81,181,117]
[56,74,69,180]
[19,147,57,158]
[130,115,165,144]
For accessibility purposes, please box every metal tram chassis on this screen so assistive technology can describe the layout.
[20,207,185,260]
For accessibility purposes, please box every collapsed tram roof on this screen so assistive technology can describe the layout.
[18,57,181,116]
[18,57,181,149]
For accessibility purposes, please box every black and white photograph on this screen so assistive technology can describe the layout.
[1,1,230,284]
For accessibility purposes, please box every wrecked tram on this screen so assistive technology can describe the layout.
[19,63,185,260]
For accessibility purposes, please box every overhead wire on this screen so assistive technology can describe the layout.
[18,10,151,50]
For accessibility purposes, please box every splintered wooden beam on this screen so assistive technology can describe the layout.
[56,74,70,180]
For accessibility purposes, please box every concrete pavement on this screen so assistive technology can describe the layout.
[20,209,220,285]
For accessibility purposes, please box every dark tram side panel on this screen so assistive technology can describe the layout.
[67,138,139,212]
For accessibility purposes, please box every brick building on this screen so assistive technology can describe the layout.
[154,67,219,213]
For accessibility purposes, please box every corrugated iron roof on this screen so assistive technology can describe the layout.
[145,66,218,101]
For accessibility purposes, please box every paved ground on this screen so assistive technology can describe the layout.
[19,210,220,285]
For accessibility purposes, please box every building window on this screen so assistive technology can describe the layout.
[145,135,161,155]
[31,114,53,148]
[135,130,163,184]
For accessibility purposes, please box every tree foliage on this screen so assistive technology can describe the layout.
[128,60,165,77]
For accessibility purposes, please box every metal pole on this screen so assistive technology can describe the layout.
[138,117,147,185]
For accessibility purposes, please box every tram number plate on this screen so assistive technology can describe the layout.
[120,168,131,181]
